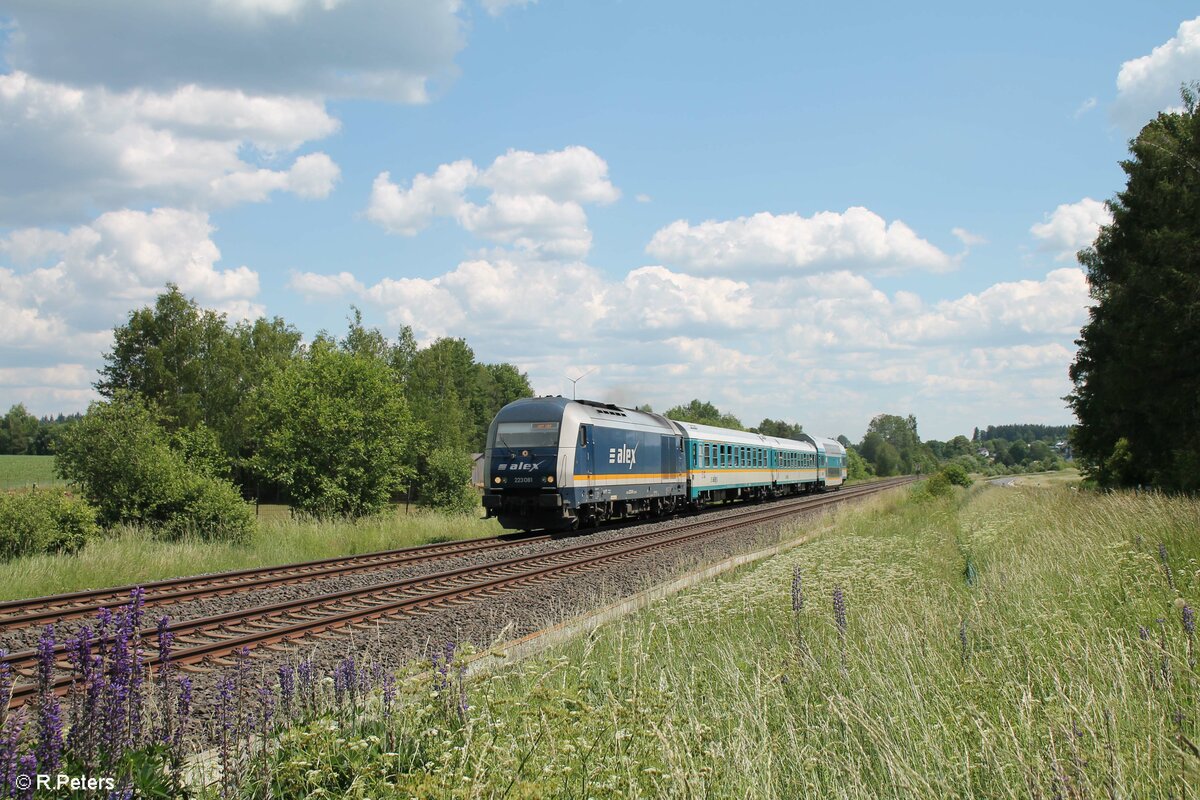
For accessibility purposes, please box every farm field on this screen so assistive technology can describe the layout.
[0,454,63,490]
[255,481,1199,798]
[0,509,503,601]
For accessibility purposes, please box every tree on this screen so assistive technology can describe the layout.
[0,404,39,455]
[753,418,804,439]
[836,434,851,448]
[97,285,302,460]
[249,342,415,519]
[1068,84,1200,491]
[664,400,744,430]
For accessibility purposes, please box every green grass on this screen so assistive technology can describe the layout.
[0,508,504,601]
[254,481,1200,798]
[0,454,63,490]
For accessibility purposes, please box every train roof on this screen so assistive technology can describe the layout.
[669,419,816,452]
[493,397,677,434]
[810,436,846,455]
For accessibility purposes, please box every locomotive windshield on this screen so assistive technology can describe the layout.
[493,421,560,449]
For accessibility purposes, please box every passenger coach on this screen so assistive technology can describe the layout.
[482,397,845,531]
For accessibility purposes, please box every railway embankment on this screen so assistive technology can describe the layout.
[247,480,1198,798]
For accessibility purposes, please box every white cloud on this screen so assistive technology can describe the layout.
[481,0,537,16]
[1113,17,1200,128]
[287,255,1089,439]
[364,146,618,259]
[951,227,987,247]
[644,207,954,276]
[0,206,265,413]
[288,270,365,300]
[0,207,262,411]
[0,72,341,224]
[2,0,463,103]
[1030,197,1111,261]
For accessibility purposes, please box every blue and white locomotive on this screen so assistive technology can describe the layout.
[482,397,846,531]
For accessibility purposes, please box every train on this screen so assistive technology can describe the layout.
[481,396,845,531]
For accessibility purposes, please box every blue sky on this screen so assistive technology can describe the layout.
[1,1,1197,440]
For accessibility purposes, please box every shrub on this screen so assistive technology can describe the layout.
[55,394,253,542]
[420,448,479,515]
[157,474,255,543]
[0,488,100,559]
[250,344,415,519]
[918,472,953,499]
[941,463,973,488]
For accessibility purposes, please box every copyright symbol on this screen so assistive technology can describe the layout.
[14,774,31,790]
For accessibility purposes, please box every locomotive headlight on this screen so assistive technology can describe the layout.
[494,476,502,484]
[547,475,555,484]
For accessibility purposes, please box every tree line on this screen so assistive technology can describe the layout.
[41,285,533,534]
[0,406,81,455]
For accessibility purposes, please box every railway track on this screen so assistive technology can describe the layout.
[3,476,913,708]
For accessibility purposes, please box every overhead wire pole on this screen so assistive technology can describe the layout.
[567,366,598,400]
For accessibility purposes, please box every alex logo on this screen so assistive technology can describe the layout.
[608,443,638,469]
[497,461,545,471]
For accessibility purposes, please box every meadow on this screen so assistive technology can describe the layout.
[0,454,62,490]
[248,479,1199,798]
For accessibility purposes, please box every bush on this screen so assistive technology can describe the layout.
[157,474,255,543]
[0,488,100,559]
[941,463,973,487]
[918,472,953,499]
[420,448,479,515]
[55,395,253,542]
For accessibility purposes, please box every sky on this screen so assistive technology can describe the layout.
[1,2,1198,442]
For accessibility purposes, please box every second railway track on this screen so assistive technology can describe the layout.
[4,477,913,708]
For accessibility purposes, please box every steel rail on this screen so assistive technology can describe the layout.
[4,477,913,707]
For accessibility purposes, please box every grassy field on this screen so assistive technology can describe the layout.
[0,509,504,601]
[252,480,1199,798]
[0,454,63,490]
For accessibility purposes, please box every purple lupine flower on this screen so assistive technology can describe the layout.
[382,671,396,721]
[125,589,147,746]
[0,709,27,799]
[171,674,193,776]
[35,625,63,773]
[832,586,847,635]
[15,753,36,800]
[215,674,236,798]
[297,657,315,711]
[790,567,804,613]
[1183,604,1195,637]
[277,665,295,721]
[1158,544,1177,591]
[257,681,275,735]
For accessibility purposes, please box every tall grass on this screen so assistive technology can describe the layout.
[0,510,503,601]
[255,482,1200,798]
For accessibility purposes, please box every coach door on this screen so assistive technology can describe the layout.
[577,424,595,477]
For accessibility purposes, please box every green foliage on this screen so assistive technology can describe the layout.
[0,488,100,559]
[845,446,871,480]
[1068,84,1200,492]
[250,343,414,519]
[753,418,804,439]
[54,394,252,541]
[157,473,254,543]
[97,284,303,460]
[0,403,39,454]
[55,395,187,526]
[940,463,973,487]
[860,413,938,476]
[419,448,479,515]
[918,471,953,499]
[171,422,231,479]
[973,424,1071,444]
[664,399,744,430]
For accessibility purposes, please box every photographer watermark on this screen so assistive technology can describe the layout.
[14,773,116,792]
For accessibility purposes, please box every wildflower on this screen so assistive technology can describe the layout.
[1158,543,1177,592]
[278,664,296,721]
[1183,604,1196,670]
[832,585,847,635]
[35,625,63,773]
[790,567,804,613]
